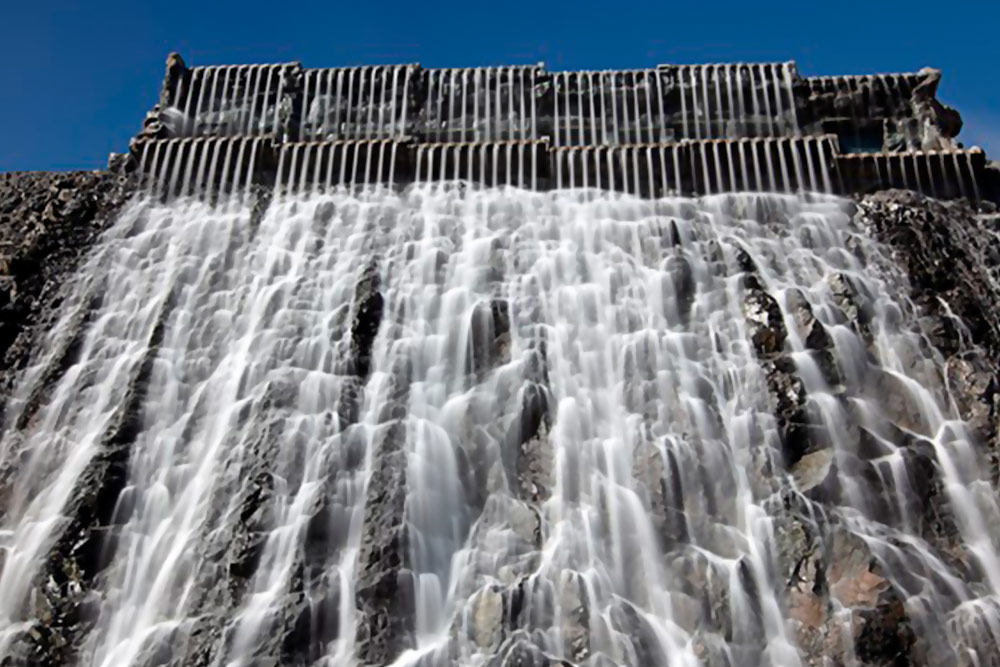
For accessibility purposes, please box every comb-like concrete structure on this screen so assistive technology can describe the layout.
[125,54,998,202]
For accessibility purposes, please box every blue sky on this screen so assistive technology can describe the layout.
[2,0,997,171]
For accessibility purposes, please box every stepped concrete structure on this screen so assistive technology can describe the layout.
[125,54,999,203]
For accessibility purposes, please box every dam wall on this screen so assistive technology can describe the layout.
[126,54,996,203]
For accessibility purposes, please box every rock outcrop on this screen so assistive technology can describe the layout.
[857,191,1000,483]
[0,170,133,664]
[0,171,132,410]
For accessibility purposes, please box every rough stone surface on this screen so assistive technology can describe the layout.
[350,266,415,667]
[0,170,134,665]
[0,171,132,409]
[857,191,1000,483]
[732,189,1000,667]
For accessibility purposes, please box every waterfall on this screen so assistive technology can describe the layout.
[1,50,999,666]
[0,175,999,666]
[671,64,799,141]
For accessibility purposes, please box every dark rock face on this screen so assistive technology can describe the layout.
[858,192,1000,356]
[0,172,131,407]
[857,191,1000,483]
[746,190,1000,667]
[355,417,414,666]
[0,171,134,664]
[776,507,922,667]
[348,265,417,667]
[741,275,816,468]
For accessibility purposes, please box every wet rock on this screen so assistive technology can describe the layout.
[857,192,1000,358]
[945,352,998,454]
[471,586,504,649]
[11,259,165,666]
[865,368,934,436]
[261,257,394,663]
[945,599,1000,667]
[0,171,133,419]
[743,286,786,356]
[280,575,341,665]
[473,493,540,551]
[471,298,512,376]
[785,288,844,388]
[632,440,668,534]
[790,449,835,493]
[487,634,574,667]
[580,654,619,667]
[557,571,590,662]
[505,381,552,503]
[903,441,967,565]
[354,419,415,665]
[785,289,832,352]
[767,356,814,465]
[347,262,384,378]
[774,507,926,667]
[608,600,671,666]
[855,591,916,667]
[663,254,694,324]
[857,191,1000,483]
[827,532,890,609]
[739,274,831,470]
[735,246,759,275]
[666,549,734,643]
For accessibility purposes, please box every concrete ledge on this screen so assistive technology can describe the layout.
[128,135,996,203]
[147,55,950,151]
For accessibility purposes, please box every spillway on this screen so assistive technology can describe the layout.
[0,53,998,667]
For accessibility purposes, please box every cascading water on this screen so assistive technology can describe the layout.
[1,50,999,667]
[1,170,999,666]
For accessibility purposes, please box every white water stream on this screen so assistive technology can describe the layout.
[0,184,998,667]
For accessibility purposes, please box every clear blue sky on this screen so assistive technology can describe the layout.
[2,0,997,172]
